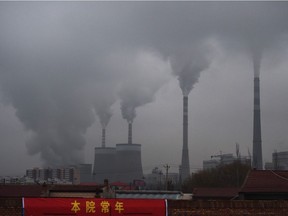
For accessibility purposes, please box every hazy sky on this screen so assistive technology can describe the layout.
[0,1,288,176]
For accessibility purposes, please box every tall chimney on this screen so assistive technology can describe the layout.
[252,77,263,170]
[181,95,190,180]
[101,128,106,148]
[128,122,132,145]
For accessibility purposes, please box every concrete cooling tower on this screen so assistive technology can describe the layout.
[93,147,116,183]
[115,143,143,183]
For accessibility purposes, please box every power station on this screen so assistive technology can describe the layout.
[93,122,143,183]
[93,54,265,183]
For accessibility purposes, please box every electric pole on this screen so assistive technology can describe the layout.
[163,164,170,190]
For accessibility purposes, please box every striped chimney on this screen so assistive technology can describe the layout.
[128,122,132,145]
[181,95,190,180]
[101,128,106,148]
[252,77,263,170]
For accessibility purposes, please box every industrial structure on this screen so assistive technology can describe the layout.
[115,143,143,183]
[272,151,288,170]
[180,95,190,182]
[93,122,143,184]
[93,147,116,182]
[25,164,92,184]
[203,153,251,170]
[93,143,143,183]
[252,76,263,170]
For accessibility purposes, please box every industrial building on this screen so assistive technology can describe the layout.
[93,143,143,184]
[25,164,92,184]
[203,153,251,170]
[272,151,288,170]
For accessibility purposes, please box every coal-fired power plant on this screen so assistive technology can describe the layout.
[93,122,143,183]
[93,144,143,183]
[181,95,190,180]
[252,77,263,170]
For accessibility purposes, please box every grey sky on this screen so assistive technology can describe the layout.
[0,2,287,176]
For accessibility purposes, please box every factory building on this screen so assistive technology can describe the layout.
[93,143,143,184]
[272,151,288,170]
[203,153,251,170]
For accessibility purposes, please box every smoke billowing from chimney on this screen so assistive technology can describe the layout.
[171,43,211,96]
[169,42,212,181]
[120,100,137,124]
[252,50,262,78]
[0,2,287,171]
[94,98,114,129]
[118,49,170,123]
[249,42,263,78]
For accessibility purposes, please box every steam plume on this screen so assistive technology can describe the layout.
[118,50,170,123]
[94,94,115,129]
[171,43,211,96]
[250,45,263,78]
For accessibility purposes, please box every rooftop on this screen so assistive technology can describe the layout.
[240,170,288,193]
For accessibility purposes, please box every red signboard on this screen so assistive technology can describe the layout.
[23,198,167,216]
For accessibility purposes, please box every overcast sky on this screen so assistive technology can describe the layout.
[0,1,288,176]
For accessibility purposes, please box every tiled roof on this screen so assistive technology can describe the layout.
[240,170,288,193]
[192,187,239,199]
[0,184,103,197]
[116,190,183,200]
[0,185,43,197]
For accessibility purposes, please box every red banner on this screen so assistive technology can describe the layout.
[23,198,166,216]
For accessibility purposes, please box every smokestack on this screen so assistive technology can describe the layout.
[128,122,132,145]
[252,77,263,170]
[181,95,190,180]
[101,128,106,148]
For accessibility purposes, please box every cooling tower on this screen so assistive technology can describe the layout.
[181,95,190,180]
[115,143,143,183]
[93,147,116,182]
[252,77,263,170]
[78,164,92,183]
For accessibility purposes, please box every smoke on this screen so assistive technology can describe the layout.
[92,84,116,129]
[0,3,110,166]
[95,101,113,129]
[170,43,212,96]
[251,46,263,78]
[0,69,96,167]
[117,49,171,123]
[0,2,287,169]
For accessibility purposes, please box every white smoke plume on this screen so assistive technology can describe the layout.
[92,84,116,129]
[248,39,264,78]
[117,49,171,123]
[251,47,263,78]
[170,43,212,96]
[0,2,287,170]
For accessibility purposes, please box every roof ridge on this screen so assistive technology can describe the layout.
[270,170,288,182]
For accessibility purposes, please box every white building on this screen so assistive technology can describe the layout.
[203,153,251,170]
[272,151,288,170]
